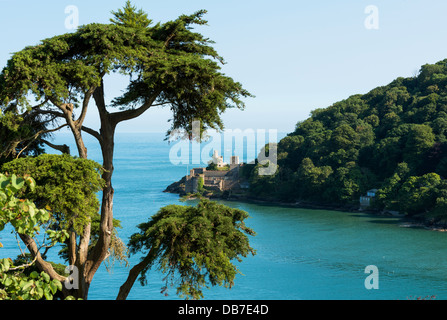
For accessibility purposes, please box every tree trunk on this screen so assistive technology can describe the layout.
[72,81,116,300]
[116,248,155,300]
[14,87,111,300]
[82,131,115,299]
[72,128,88,159]
[68,231,77,266]
[48,79,116,300]
[73,221,92,299]
[68,124,90,299]
[19,233,67,282]
[60,102,88,159]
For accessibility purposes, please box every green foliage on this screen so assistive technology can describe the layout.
[0,6,252,139]
[110,1,153,29]
[296,158,333,200]
[197,176,204,193]
[0,259,63,300]
[0,22,146,110]
[0,109,47,166]
[376,162,410,210]
[403,124,435,172]
[2,154,104,234]
[0,173,69,300]
[0,173,50,237]
[128,199,256,300]
[206,162,218,171]
[398,173,442,215]
[248,58,447,220]
[206,162,229,171]
[248,161,280,199]
[0,154,125,267]
[0,1,254,300]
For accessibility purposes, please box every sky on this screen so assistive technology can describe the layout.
[1,0,447,134]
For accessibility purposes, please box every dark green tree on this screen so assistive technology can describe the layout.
[0,2,252,299]
[403,124,435,172]
[0,106,66,166]
[296,158,332,200]
[376,162,410,210]
[1,154,116,297]
[117,199,255,300]
[0,173,68,300]
[2,154,104,234]
[398,173,441,215]
[245,58,447,214]
[109,0,152,28]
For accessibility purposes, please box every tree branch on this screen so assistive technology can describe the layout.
[8,256,38,272]
[19,98,51,118]
[164,31,177,48]
[15,124,69,159]
[40,139,70,155]
[75,86,97,129]
[47,97,76,130]
[32,108,66,119]
[93,79,110,128]
[116,246,156,300]
[109,91,161,125]
[18,233,66,282]
[31,98,50,110]
[151,102,171,107]
[81,126,102,144]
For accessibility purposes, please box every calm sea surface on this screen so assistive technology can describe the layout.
[2,132,447,300]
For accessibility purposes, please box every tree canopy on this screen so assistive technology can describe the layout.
[118,199,256,300]
[0,2,253,300]
[0,5,251,151]
[2,154,104,234]
[0,173,67,300]
[246,59,447,222]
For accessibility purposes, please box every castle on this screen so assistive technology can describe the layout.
[184,150,245,194]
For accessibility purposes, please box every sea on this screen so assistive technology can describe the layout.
[2,131,447,300]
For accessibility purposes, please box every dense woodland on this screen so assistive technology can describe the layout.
[246,59,447,222]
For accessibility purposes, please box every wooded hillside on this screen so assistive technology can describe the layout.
[248,59,447,222]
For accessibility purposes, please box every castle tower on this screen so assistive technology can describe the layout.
[230,155,240,170]
[211,149,225,167]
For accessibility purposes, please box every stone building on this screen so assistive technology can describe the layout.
[185,151,243,194]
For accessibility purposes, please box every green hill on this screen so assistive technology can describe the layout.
[247,59,447,223]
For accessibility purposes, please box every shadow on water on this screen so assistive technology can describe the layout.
[231,199,408,226]
[349,213,404,225]
[366,219,403,225]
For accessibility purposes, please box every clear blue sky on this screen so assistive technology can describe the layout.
[1,0,447,133]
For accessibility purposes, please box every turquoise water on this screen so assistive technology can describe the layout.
[2,132,447,300]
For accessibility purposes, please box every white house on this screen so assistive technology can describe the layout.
[360,189,378,209]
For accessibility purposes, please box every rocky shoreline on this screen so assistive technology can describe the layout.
[163,181,447,232]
